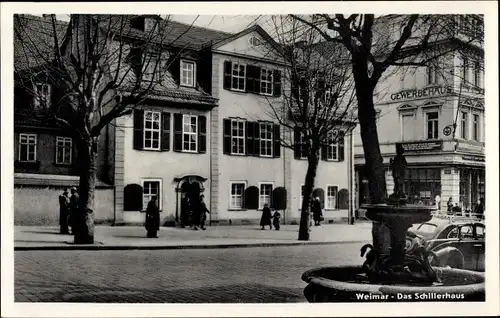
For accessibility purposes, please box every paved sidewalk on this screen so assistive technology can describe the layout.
[14,223,373,250]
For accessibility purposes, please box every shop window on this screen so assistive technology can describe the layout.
[403,168,441,206]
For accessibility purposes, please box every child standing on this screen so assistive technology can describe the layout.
[272,211,281,231]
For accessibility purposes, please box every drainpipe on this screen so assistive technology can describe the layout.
[348,125,355,225]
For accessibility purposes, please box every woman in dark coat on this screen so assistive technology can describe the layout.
[145,196,160,238]
[312,197,323,226]
[260,204,272,230]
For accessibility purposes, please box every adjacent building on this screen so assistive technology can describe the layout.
[353,15,485,213]
[13,15,114,225]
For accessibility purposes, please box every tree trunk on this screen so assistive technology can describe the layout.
[298,152,319,241]
[351,52,391,254]
[73,136,98,244]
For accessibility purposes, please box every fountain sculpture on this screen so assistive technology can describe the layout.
[302,144,485,302]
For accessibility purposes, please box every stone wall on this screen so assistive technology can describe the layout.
[14,186,115,226]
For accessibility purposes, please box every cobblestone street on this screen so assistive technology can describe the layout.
[15,244,362,303]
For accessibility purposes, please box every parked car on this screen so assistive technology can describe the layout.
[406,217,485,272]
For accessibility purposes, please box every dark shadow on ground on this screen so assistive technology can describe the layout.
[15,240,69,244]
[15,282,306,303]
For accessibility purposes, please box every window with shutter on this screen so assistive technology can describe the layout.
[143,111,161,150]
[326,185,339,209]
[182,115,198,152]
[258,183,274,210]
[260,68,273,95]
[230,119,246,155]
[231,62,246,91]
[259,122,273,157]
[246,65,261,94]
[229,181,246,209]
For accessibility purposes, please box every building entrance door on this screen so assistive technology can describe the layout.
[180,179,201,226]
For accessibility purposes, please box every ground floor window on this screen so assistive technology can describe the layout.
[403,168,441,206]
[230,181,246,209]
[461,168,485,212]
[258,183,273,209]
[142,179,162,211]
[326,185,338,209]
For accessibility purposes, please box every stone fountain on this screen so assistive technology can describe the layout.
[302,145,485,302]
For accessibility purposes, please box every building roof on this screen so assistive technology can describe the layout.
[100,14,233,50]
[14,14,223,106]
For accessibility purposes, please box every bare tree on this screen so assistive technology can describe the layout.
[14,14,200,244]
[267,16,357,240]
[289,14,484,249]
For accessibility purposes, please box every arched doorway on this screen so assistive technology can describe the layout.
[174,175,207,226]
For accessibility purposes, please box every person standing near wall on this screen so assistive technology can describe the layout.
[145,196,160,238]
[68,187,79,235]
[58,188,70,234]
[312,197,323,226]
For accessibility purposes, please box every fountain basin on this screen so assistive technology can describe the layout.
[302,266,485,302]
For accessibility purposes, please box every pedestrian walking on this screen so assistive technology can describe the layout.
[145,196,160,238]
[260,203,273,230]
[58,188,70,234]
[312,197,323,226]
[272,210,281,231]
[194,195,210,231]
[68,187,79,234]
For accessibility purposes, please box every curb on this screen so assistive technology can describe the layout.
[14,239,370,251]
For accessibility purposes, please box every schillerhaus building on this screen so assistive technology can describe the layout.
[353,15,485,213]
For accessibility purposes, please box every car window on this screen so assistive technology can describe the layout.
[476,225,485,239]
[460,225,474,239]
[447,226,459,239]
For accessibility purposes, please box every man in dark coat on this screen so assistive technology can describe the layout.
[195,195,210,231]
[68,187,79,234]
[312,197,323,226]
[58,189,70,234]
[260,204,273,230]
[474,198,485,219]
[145,196,160,238]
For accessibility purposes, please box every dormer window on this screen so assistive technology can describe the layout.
[142,51,161,82]
[33,83,51,108]
[180,60,196,88]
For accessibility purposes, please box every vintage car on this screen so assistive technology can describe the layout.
[406,217,485,272]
